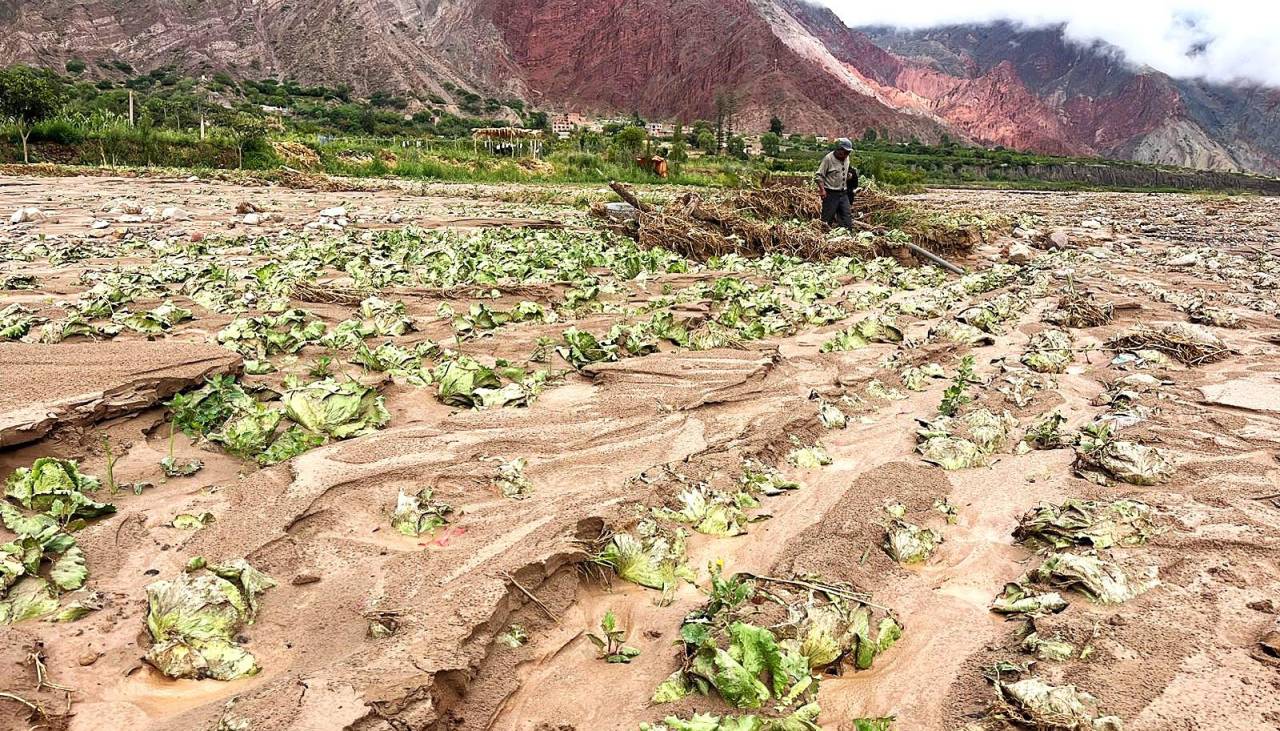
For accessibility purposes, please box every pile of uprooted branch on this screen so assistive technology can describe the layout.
[605,181,976,265]
[724,182,904,226]
[608,182,845,260]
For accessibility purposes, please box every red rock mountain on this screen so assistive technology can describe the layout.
[0,0,1277,173]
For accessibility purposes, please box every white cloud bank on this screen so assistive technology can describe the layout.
[817,0,1280,87]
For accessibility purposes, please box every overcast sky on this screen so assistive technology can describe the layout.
[817,1,1280,87]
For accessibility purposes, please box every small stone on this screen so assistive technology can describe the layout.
[190,231,205,243]
[78,652,100,667]
[10,207,45,224]
[1247,599,1276,614]
[1006,241,1034,264]
[1045,229,1070,250]
[243,213,263,226]
[291,573,321,586]
[1082,219,1102,229]
[319,206,347,218]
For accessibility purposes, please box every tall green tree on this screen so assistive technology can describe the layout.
[0,66,65,163]
[224,111,268,169]
[760,131,781,157]
[669,121,688,163]
[616,125,647,155]
[769,115,784,135]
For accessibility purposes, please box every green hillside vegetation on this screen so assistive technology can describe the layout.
[0,64,1274,194]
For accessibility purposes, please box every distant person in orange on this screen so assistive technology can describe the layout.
[815,138,855,229]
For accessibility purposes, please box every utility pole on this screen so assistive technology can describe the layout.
[128,91,135,126]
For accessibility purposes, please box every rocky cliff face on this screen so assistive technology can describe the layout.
[0,0,1276,174]
[859,20,1279,173]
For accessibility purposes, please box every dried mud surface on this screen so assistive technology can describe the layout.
[1,179,1279,731]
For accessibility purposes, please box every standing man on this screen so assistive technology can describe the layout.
[815,138,854,229]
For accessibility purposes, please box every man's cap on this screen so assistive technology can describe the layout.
[836,138,853,151]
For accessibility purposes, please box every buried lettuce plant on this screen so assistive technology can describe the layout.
[820,315,903,353]
[593,521,696,605]
[143,559,277,680]
[282,378,390,439]
[5,457,114,524]
[882,503,942,564]
[654,485,756,538]
[987,667,1123,731]
[2,458,114,622]
[654,569,902,714]
[1029,551,1159,605]
[391,488,453,537]
[1073,423,1174,486]
[1014,499,1158,550]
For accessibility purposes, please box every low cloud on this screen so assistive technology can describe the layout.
[817,0,1280,87]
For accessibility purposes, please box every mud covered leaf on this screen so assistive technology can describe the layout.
[1031,552,1159,605]
[172,512,216,530]
[1023,632,1077,662]
[691,645,771,709]
[50,545,87,591]
[818,401,846,429]
[161,457,203,478]
[820,316,903,353]
[0,576,59,623]
[217,309,327,359]
[1076,441,1174,486]
[209,559,277,619]
[652,669,694,704]
[283,378,389,438]
[168,375,255,436]
[740,461,800,497]
[996,678,1123,731]
[884,518,942,564]
[655,487,749,537]
[433,355,503,407]
[5,457,114,522]
[557,327,619,369]
[0,303,42,340]
[852,612,902,670]
[596,527,693,603]
[991,582,1068,617]
[210,401,283,458]
[1014,500,1157,550]
[1022,329,1074,374]
[114,301,193,334]
[918,436,985,471]
[391,488,452,537]
[494,458,533,499]
[256,426,324,466]
[357,296,415,336]
[930,320,995,347]
[144,569,263,680]
[1024,412,1068,450]
[787,445,832,469]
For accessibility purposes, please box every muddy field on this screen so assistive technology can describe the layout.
[1,174,1279,731]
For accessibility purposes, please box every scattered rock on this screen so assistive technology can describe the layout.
[243,213,263,226]
[1006,241,1035,264]
[388,211,404,224]
[1248,599,1276,614]
[291,573,321,586]
[319,206,347,218]
[90,219,110,230]
[1044,229,1070,250]
[1082,219,1103,229]
[10,207,46,224]
[160,206,190,222]
[236,201,260,214]
[78,651,101,666]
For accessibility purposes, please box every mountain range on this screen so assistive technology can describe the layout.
[0,0,1277,174]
